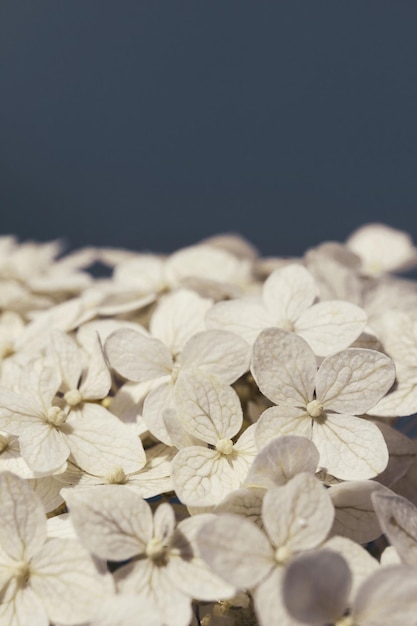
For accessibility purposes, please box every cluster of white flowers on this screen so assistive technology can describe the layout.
[0,223,417,626]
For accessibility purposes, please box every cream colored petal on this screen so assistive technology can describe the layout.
[206,298,274,344]
[251,328,316,406]
[371,491,417,565]
[150,288,212,354]
[0,471,46,561]
[172,447,241,507]
[255,406,312,451]
[63,485,153,560]
[312,414,389,480]
[181,329,250,384]
[196,514,274,588]
[262,264,317,321]
[296,300,367,356]
[329,480,387,544]
[262,473,334,551]
[316,348,396,414]
[65,403,145,474]
[175,371,242,443]
[30,537,113,625]
[245,435,319,489]
[105,329,173,382]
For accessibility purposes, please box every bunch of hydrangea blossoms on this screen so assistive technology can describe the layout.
[0,224,416,625]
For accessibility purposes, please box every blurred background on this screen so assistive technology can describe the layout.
[1,1,417,257]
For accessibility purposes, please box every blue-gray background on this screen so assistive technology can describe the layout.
[1,1,417,256]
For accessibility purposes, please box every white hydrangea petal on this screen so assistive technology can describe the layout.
[175,371,242,443]
[49,329,83,390]
[0,436,36,478]
[245,435,319,489]
[30,537,113,625]
[79,334,112,400]
[295,301,367,356]
[329,480,387,544]
[371,491,417,565]
[90,595,162,626]
[76,318,149,353]
[116,560,193,626]
[368,376,417,418]
[30,476,64,514]
[172,447,240,506]
[150,289,212,354]
[353,565,417,626]
[263,264,317,321]
[170,514,237,600]
[380,546,402,566]
[251,329,317,406]
[262,474,334,551]
[215,487,265,527]
[206,298,274,344]
[143,382,176,445]
[196,514,274,588]
[65,403,145,474]
[153,502,175,544]
[0,586,48,626]
[312,414,389,480]
[166,244,250,286]
[163,408,203,449]
[347,223,417,275]
[0,387,44,428]
[46,513,77,540]
[180,330,250,384]
[322,536,379,604]
[375,422,416,487]
[282,550,351,625]
[253,566,297,626]
[63,485,153,560]
[105,329,173,382]
[19,424,70,475]
[255,406,312,451]
[316,348,396,414]
[0,471,46,561]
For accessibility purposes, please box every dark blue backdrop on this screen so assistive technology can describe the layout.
[1,1,417,256]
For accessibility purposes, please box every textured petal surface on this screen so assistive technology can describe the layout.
[196,514,274,588]
[30,537,113,625]
[105,329,173,382]
[175,371,242,442]
[295,300,367,356]
[181,329,250,383]
[371,491,417,565]
[251,329,317,406]
[245,435,319,489]
[316,348,396,414]
[262,474,334,551]
[0,471,46,560]
[312,414,389,480]
[63,485,153,560]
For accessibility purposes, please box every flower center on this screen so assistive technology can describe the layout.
[46,406,67,427]
[215,438,234,455]
[105,467,128,484]
[275,545,293,565]
[306,399,324,419]
[171,361,181,384]
[13,561,30,588]
[277,319,295,332]
[64,389,83,407]
[145,537,169,566]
